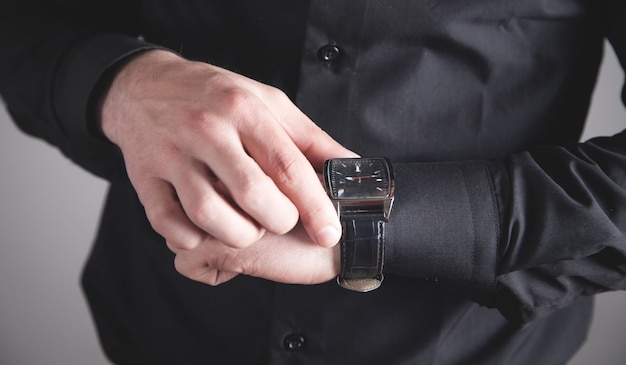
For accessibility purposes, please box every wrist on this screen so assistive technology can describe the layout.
[99,49,183,144]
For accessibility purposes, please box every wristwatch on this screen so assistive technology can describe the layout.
[323,157,395,292]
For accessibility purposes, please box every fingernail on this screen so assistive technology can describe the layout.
[316,226,341,247]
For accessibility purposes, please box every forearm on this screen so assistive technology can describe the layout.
[386,131,626,323]
[385,161,499,303]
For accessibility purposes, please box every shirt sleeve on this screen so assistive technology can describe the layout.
[0,0,167,181]
[386,1,626,324]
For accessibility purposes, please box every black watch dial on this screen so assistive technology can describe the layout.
[327,158,391,199]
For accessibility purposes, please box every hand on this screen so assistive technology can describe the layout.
[170,223,341,286]
[100,50,356,250]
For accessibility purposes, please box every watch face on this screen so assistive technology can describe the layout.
[326,158,392,199]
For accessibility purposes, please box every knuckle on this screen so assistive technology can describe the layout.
[186,111,223,142]
[234,174,267,211]
[238,256,261,278]
[172,254,185,271]
[271,152,307,192]
[220,87,256,121]
[172,237,249,286]
[174,251,221,286]
[186,193,220,226]
[166,239,188,252]
[144,202,176,234]
[265,85,288,102]
[173,254,195,278]
[298,203,325,224]
[185,91,255,143]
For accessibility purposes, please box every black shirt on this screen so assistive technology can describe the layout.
[1,1,625,364]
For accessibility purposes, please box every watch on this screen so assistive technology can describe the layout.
[323,157,395,292]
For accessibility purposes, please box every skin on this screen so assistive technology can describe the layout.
[171,222,341,286]
[100,50,355,285]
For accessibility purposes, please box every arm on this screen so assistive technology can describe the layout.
[386,138,626,324]
[386,1,626,323]
[0,0,158,180]
[99,49,355,248]
[182,0,624,322]
[0,2,353,255]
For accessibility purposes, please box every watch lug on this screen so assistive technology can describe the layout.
[383,197,394,222]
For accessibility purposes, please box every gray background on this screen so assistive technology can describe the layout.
[1,42,625,364]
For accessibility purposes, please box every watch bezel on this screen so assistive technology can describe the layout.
[324,157,395,221]
[323,157,395,201]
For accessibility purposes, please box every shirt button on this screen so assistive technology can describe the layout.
[283,333,306,351]
[317,44,341,64]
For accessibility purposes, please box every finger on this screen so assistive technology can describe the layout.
[173,248,240,286]
[172,159,266,248]
[243,87,357,246]
[257,87,359,170]
[174,224,340,285]
[134,178,207,251]
[238,111,342,248]
[198,129,301,236]
[221,72,358,168]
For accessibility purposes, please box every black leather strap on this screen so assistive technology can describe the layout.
[338,216,384,292]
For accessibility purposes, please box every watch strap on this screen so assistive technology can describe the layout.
[338,216,384,292]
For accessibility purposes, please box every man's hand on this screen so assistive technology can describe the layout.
[170,223,340,286]
[100,50,356,251]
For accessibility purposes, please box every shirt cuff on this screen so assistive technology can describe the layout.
[385,161,500,305]
[52,33,167,140]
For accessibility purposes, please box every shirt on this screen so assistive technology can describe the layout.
[1,1,625,364]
